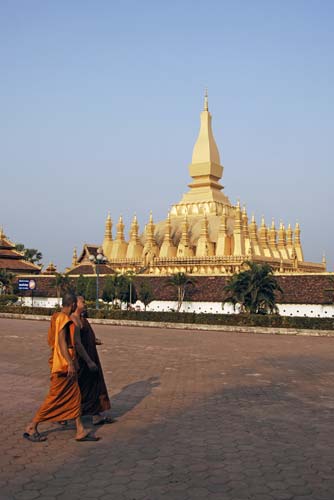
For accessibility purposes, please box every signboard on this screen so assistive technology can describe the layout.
[18,279,30,291]
[18,279,37,291]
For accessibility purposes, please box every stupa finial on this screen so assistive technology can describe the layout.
[204,88,209,111]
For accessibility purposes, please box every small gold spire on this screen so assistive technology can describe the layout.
[204,88,208,111]
[72,247,78,267]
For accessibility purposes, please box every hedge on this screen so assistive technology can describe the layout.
[1,305,333,330]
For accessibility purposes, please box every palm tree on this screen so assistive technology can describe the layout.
[54,273,71,305]
[168,272,195,312]
[223,261,283,314]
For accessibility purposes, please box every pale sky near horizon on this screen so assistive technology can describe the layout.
[1,1,333,272]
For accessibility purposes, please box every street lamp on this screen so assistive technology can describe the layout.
[89,248,107,309]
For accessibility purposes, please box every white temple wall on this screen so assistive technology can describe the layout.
[18,296,334,318]
[145,301,334,318]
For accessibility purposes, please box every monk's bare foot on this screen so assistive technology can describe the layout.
[25,423,37,435]
[75,429,90,440]
[23,423,47,442]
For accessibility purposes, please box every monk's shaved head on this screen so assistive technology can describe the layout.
[62,292,77,307]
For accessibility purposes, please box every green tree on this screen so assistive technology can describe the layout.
[102,275,115,303]
[223,261,283,314]
[76,274,87,296]
[54,273,72,305]
[85,278,96,302]
[15,243,43,265]
[168,272,195,312]
[137,281,154,310]
[102,274,135,306]
[0,269,15,294]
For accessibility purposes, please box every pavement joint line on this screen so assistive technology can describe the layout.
[0,312,333,337]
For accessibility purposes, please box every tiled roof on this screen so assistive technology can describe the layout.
[0,234,41,273]
[77,244,99,263]
[0,249,25,258]
[0,258,41,273]
[67,263,114,276]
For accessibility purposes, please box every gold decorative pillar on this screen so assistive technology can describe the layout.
[110,215,128,259]
[126,214,143,259]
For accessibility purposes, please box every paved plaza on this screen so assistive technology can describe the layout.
[0,318,334,500]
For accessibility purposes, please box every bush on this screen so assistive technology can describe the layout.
[0,294,19,305]
[83,308,334,331]
[0,305,57,316]
[1,305,333,331]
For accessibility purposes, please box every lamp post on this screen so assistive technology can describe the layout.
[89,248,107,309]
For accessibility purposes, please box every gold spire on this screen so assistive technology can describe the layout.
[160,212,177,258]
[294,222,301,244]
[163,212,172,243]
[104,212,112,241]
[116,215,125,241]
[242,205,249,233]
[126,214,143,259]
[177,214,194,257]
[204,88,208,111]
[72,247,78,267]
[0,226,4,240]
[249,214,257,236]
[219,206,228,234]
[277,222,286,247]
[234,201,242,232]
[146,212,155,243]
[286,223,293,246]
[173,94,230,213]
[129,214,139,242]
[191,96,220,168]
[196,214,214,256]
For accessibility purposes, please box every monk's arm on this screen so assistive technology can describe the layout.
[74,326,98,371]
[58,328,75,377]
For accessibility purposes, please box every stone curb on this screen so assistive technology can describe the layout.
[1,312,334,337]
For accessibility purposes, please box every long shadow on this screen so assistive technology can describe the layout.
[109,376,160,418]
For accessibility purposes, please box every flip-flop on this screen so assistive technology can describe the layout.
[23,432,47,443]
[93,416,116,426]
[76,434,101,442]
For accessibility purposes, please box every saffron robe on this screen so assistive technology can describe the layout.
[77,318,111,415]
[33,312,81,423]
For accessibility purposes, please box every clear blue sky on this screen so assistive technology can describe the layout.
[1,0,333,271]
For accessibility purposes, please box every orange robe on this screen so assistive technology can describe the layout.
[33,312,81,423]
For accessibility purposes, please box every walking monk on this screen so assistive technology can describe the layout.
[23,293,100,442]
[71,296,113,425]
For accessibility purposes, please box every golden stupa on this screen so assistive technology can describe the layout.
[74,92,325,276]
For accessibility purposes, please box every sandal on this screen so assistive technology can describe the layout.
[76,434,101,442]
[93,416,116,426]
[23,432,47,443]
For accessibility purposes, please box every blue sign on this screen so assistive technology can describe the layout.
[18,279,30,290]
[18,279,37,291]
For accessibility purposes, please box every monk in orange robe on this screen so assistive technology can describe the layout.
[71,296,113,425]
[23,293,100,442]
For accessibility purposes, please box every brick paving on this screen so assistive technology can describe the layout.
[0,318,334,500]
